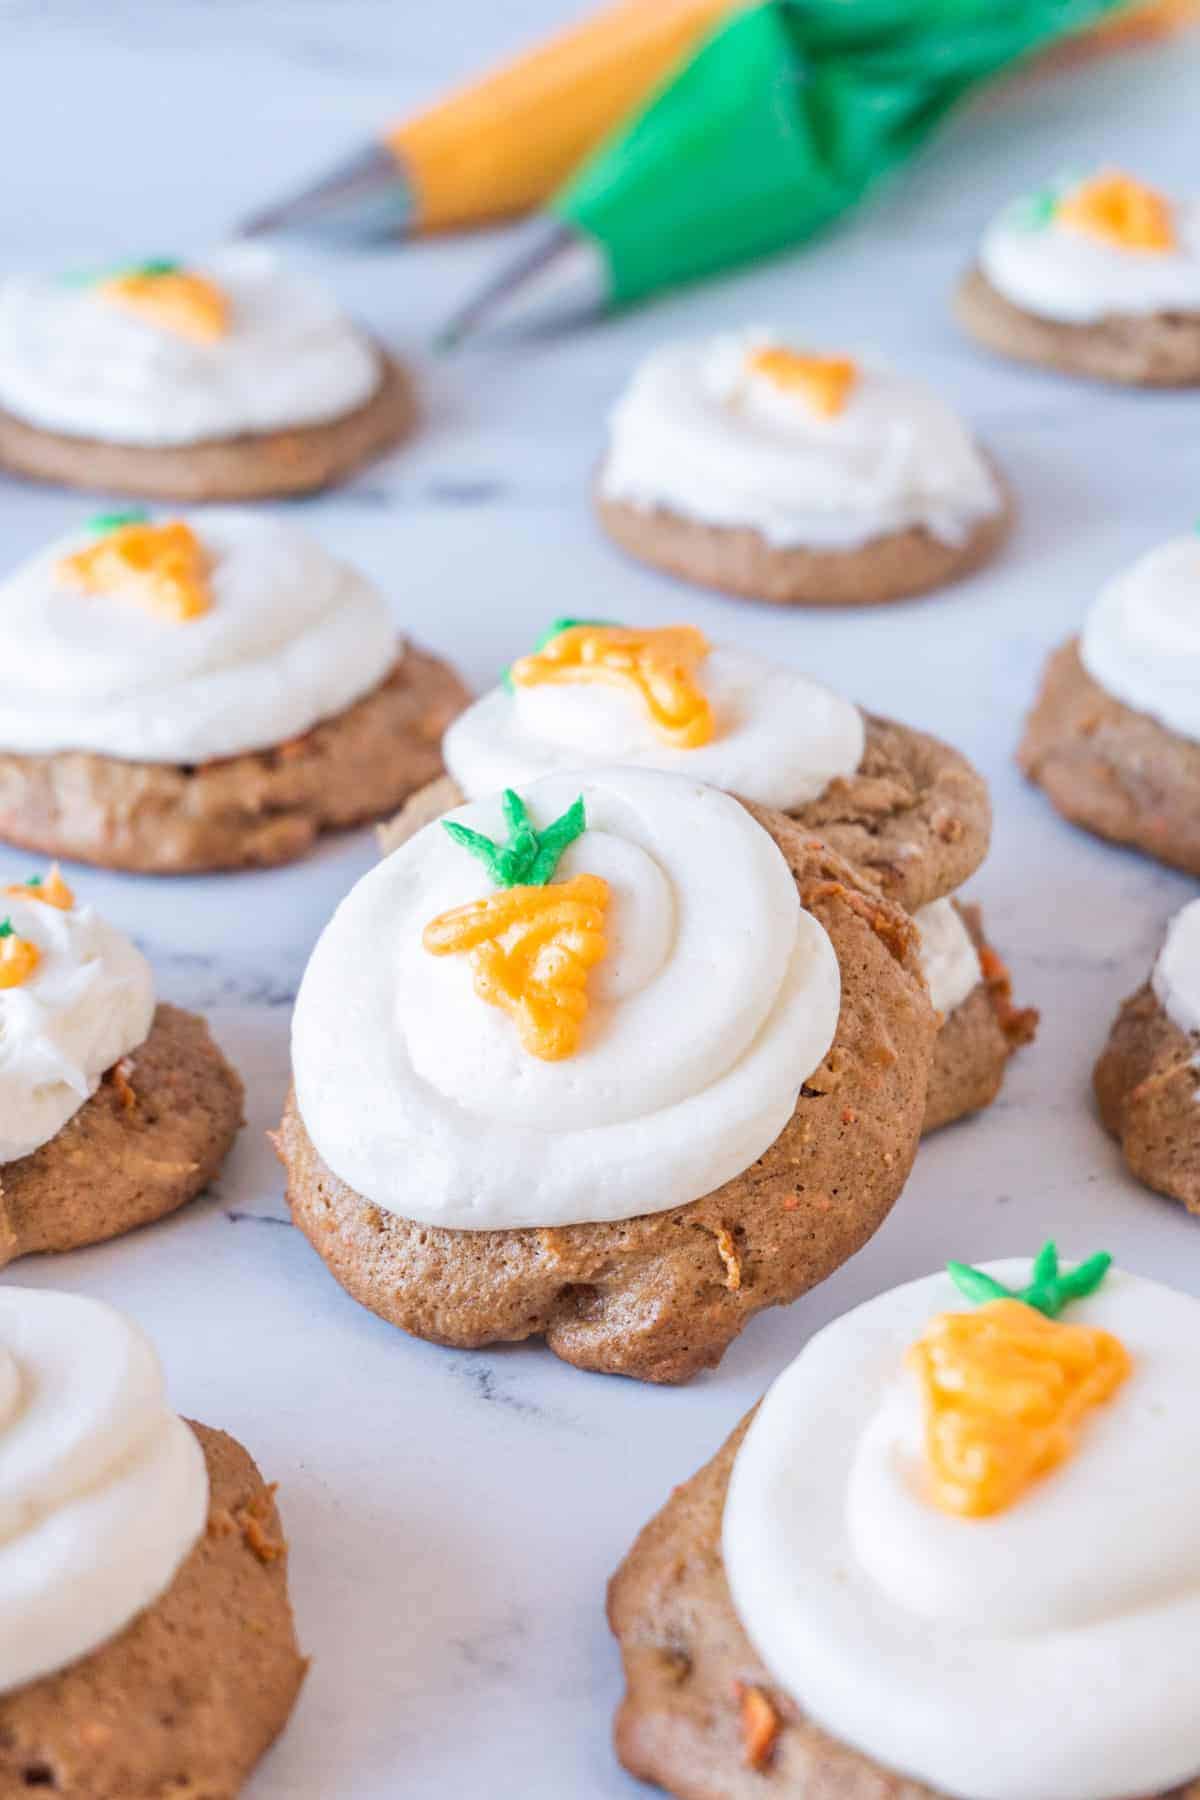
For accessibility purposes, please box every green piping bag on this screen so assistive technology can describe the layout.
[439,0,1132,343]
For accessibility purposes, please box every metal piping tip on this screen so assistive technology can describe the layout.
[236,143,414,242]
[435,218,607,351]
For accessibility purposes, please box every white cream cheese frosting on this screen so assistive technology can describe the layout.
[723,1261,1200,1800]
[599,332,1002,551]
[0,509,400,763]
[0,246,380,445]
[1152,897,1200,1037]
[0,1287,208,1696]
[294,767,841,1230]
[980,185,1200,325]
[444,643,864,810]
[913,898,981,1017]
[0,887,154,1163]
[1080,534,1200,743]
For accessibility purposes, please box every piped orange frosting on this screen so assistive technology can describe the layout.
[57,519,212,623]
[909,1298,1130,1518]
[746,347,859,417]
[0,924,40,989]
[423,873,609,1062]
[5,865,74,911]
[510,624,713,749]
[99,269,229,342]
[1057,170,1175,253]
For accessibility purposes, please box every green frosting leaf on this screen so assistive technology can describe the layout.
[87,508,150,535]
[0,919,12,940]
[947,1241,1113,1319]
[62,258,182,288]
[442,789,587,889]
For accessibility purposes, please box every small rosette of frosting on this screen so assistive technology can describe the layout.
[444,640,864,811]
[0,888,154,1163]
[0,510,399,764]
[1080,534,1200,743]
[293,767,841,1230]
[599,332,1001,551]
[979,174,1200,324]
[913,897,981,1017]
[0,246,379,445]
[0,1288,208,1695]
[723,1263,1200,1800]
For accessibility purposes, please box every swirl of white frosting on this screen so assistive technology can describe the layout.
[0,1288,208,1696]
[0,890,155,1163]
[1152,897,1200,1036]
[913,898,981,1017]
[443,644,864,811]
[0,510,400,763]
[980,190,1200,324]
[598,333,1002,551]
[294,767,840,1230]
[0,246,380,445]
[724,1262,1200,1800]
[1080,535,1200,742]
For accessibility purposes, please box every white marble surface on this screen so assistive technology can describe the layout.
[2,9,1200,1796]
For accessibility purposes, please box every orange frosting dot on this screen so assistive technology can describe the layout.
[510,624,713,750]
[99,269,229,342]
[0,930,40,990]
[1057,170,1176,253]
[746,347,859,417]
[6,865,75,912]
[422,873,609,1062]
[57,520,212,624]
[909,1298,1131,1518]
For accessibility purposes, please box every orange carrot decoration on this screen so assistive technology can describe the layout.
[510,621,713,749]
[5,865,74,911]
[57,512,212,623]
[911,1244,1130,1519]
[1057,170,1175,253]
[0,918,40,989]
[746,346,859,417]
[96,260,230,342]
[423,790,609,1062]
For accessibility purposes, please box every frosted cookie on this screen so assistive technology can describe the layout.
[0,247,414,499]
[379,620,992,913]
[0,508,469,871]
[957,169,1200,386]
[0,1288,304,1793]
[1095,898,1200,1213]
[593,333,1010,606]
[917,897,1037,1134]
[1019,532,1200,875]
[280,769,936,1383]
[610,1246,1200,1800]
[0,865,242,1266]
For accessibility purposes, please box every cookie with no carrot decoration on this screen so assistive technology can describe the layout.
[610,1248,1200,1800]
[0,247,414,499]
[1019,533,1200,876]
[0,1288,304,1796]
[0,508,469,872]
[282,768,936,1384]
[915,897,1037,1135]
[0,866,242,1267]
[1095,898,1200,1215]
[956,169,1200,387]
[592,333,1010,606]
[378,620,991,914]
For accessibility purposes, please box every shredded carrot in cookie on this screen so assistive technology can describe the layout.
[746,347,859,417]
[99,268,229,342]
[511,624,714,749]
[57,518,212,623]
[5,864,74,911]
[107,1058,137,1113]
[1057,170,1175,252]
[910,1299,1130,1518]
[423,874,609,1062]
[734,1683,781,1771]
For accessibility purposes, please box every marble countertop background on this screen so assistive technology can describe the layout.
[1,6,1198,1795]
